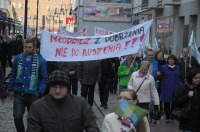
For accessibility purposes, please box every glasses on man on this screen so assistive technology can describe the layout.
[117,96,132,101]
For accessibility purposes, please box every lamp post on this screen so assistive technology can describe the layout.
[36,0,39,39]
[29,14,35,31]
[54,8,62,29]
[47,11,55,32]
[60,3,73,31]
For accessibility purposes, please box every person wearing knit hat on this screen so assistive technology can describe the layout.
[27,70,99,132]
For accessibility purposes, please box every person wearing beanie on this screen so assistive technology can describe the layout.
[27,70,99,132]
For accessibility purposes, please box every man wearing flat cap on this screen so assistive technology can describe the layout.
[27,70,99,132]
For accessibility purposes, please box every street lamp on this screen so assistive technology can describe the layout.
[29,14,36,32]
[46,11,55,32]
[60,3,73,30]
[54,8,62,29]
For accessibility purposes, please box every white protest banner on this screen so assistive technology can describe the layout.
[94,27,115,36]
[40,19,153,62]
[58,26,87,36]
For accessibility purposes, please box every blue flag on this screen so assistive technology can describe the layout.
[114,99,148,126]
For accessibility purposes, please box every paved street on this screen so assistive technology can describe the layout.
[0,88,181,132]
[0,67,181,132]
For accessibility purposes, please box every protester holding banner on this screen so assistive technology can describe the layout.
[99,58,115,109]
[118,54,139,94]
[61,62,79,95]
[102,89,150,132]
[78,60,102,106]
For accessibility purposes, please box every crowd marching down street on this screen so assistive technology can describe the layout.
[0,22,200,132]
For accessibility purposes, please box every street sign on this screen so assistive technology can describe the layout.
[66,17,75,24]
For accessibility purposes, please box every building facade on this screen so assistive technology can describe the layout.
[76,0,133,36]
[132,0,200,56]
[9,0,74,36]
[0,0,16,37]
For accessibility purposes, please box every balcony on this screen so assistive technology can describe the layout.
[159,0,181,6]
[141,0,163,10]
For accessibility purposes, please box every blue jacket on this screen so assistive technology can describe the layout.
[8,53,48,95]
[160,64,180,102]
[143,58,159,78]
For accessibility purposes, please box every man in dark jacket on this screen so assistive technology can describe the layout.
[27,70,99,132]
[78,60,102,106]
[0,62,6,103]
[178,47,199,86]
[99,58,115,109]
[7,35,17,67]
[61,62,79,95]
[13,35,24,56]
[0,36,8,76]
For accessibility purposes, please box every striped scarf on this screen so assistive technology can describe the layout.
[15,52,39,91]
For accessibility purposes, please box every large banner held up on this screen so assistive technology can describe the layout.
[40,20,153,62]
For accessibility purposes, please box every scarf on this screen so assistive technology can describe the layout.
[168,64,175,69]
[15,52,39,91]
[118,116,136,132]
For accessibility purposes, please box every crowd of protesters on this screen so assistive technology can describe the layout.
[0,34,200,132]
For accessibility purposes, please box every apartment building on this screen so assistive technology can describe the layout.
[9,0,74,35]
[132,0,200,56]
[0,0,15,36]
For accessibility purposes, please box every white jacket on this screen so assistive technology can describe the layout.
[127,70,159,105]
[102,112,150,132]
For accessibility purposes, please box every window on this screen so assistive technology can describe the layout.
[28,4,30,10]
[47,7,51,11]
[46,19,50,24]
[36,5,41,11]
[59,20,63,24]
[19,3,23,9]
[19,16,24,22]
[142,0,148,6]
[38,18,40,23]
[28,17,31,23]
[12,3,15,8]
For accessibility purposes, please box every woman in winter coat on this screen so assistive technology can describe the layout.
[173,68,200,132]
[102,89,150,132]
[160,54,180,123]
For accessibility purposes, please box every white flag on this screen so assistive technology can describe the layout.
[188,31,200,64]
